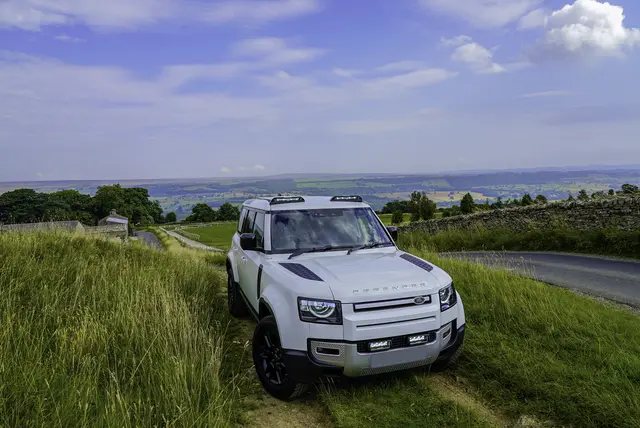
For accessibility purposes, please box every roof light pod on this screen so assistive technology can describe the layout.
[330,195,363,202]
[270,196,305,205]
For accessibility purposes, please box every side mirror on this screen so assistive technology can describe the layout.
[240,233,257,251]
[386,226,398,241]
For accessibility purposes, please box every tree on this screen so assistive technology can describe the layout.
[591,191,605,199]
[460,193,475,214]
[608,189,615,196]
[620,184,639,195]
[0,189,49,224]
[91,185,164,225]
[567,193,575,202]
[217,202,240,221]
[577,189,590,201]
[491,196,504,210]
[165,212,177,223]
[535,194,548,204]
[521,193,534,206]
[409,191,437,221]
[391,210,404,225]
[186,203,217,222]
[381,200,411,214]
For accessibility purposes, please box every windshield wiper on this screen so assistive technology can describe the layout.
[347,242,390,255]
[288,245,335,260]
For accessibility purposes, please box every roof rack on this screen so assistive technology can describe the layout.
[270,196,305,205]
[330,195,363,202]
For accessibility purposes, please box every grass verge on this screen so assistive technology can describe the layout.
[404,248,639,427]
[400,227,640,259]
[0,230,238,427]
[178,223,237,251]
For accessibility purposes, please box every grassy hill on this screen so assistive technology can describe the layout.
[2,229,640,427]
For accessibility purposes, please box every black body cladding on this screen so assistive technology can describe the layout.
[279,263,324,282]
[399,253,434,272]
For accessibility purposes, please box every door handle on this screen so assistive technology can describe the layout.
[241,256,247,263]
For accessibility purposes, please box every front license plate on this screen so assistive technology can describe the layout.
[370,346,429,368]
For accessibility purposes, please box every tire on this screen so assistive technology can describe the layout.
[227,266,248,318]
[252,315,309,401]
[430,341,463,372]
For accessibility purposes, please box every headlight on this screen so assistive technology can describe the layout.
[439,282,457,312]
[298,298,342,324]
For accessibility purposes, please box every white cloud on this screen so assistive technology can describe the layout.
[533,0,640,60]
[0,0,320,31]
[448,38,505,74]
[253,164,266,171]
[521,90,573,98]
[220,166,231,173]
[518,8,547,30]
[375,61,426,73]
[440,35,472,47]
[256,71,315,91]
[419,0,541,28]
[55,34,84,43]
[233,37,326,64]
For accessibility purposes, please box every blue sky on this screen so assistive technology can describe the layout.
[1,0,639,181]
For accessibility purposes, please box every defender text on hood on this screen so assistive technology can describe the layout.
[226,195,466,401]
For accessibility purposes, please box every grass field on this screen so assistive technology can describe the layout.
[4,229,639,427]
[0,230,238,427]
[179,222,237,250]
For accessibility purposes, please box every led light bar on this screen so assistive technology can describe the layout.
[330,195,363,202]
[368,340,391,352]
[408,334,428,345]
[270,196,305,205]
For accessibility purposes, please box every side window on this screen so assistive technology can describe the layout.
[242,210,256,234]
[237,208,248,233]
[253,212,265,249]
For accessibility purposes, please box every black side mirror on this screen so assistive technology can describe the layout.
[240,233,257,251]
[386,226,398,241]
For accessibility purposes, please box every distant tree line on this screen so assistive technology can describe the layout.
[380,183,639,224]
[185,203,240,223]
[0,184,164,226]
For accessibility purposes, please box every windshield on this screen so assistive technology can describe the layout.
[270,207,393,253]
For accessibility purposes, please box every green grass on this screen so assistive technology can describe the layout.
[321,377,493,428]
[0,230,238,427]
[377,213,411,225]
[179,223,237,251]
[407,247,639,427]
[400,227,640,259]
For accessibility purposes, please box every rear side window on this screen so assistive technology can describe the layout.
[253,212,265,249]
[242,210,256,234]
[237,208,248,233]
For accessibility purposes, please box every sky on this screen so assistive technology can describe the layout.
[1,0,639,181]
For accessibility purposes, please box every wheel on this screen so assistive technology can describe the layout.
[252,315,309,401]
[430,341,463,372]
[227,266,248,317]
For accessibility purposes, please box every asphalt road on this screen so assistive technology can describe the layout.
[441,251,640,307]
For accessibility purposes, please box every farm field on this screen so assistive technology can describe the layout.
[179,222,237,250]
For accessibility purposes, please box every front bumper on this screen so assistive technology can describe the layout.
[282,322,465,383]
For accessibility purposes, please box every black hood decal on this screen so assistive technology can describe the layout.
[399,253,434,272]
[279,262,324,282]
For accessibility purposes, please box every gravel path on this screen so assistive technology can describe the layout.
[441,251,640,307]
[135,230,163,250]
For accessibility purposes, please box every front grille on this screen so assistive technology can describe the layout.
[356,331,437,353]
[353,295,432,312]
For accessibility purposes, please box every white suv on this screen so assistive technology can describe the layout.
[226,195,465,400]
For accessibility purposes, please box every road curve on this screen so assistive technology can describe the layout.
[161,227,224,252]
[440,251,640,307]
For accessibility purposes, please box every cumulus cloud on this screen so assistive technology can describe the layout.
[443,36,505,74]
[532,0,640,60]
[518,8,547,30]
[419,0,541,28]
[440,35,472,47]
[256,71,315,91]
[0,0,320,31]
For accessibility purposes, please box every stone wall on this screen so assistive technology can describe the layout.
[85,224,128,239]
[399,196,640,235]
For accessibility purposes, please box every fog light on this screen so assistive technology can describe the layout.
[408,334,428,345]
[369,340,391,352]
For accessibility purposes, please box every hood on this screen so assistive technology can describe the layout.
[279,250,448,303]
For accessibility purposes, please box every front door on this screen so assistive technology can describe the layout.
[237,210,266,312]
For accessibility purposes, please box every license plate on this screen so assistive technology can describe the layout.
[370,346,429,368]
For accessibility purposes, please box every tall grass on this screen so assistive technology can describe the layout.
[0,231,236,427]
[409,248,640,427]
[399,227,640,259]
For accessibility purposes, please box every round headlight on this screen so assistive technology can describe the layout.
[439,286,451,302]
[309,301,336,318]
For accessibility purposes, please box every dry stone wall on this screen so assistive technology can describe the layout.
[399,197,640,235]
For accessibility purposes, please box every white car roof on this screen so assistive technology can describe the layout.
[242,196,370,211]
